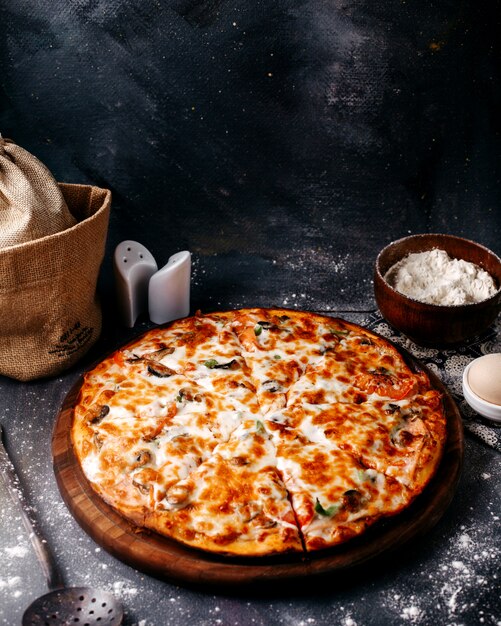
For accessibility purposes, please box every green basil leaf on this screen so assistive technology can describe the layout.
[314,498,338,517]
[330,328,350,337]
[255,420,266,434]
[204,359,219,369]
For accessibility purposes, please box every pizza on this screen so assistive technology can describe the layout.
[71,308,447,556]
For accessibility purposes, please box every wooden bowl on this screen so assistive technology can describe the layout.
[374,234,501,346]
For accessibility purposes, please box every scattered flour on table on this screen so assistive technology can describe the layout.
[111,580,139,600]
[380,516,500,625]
[0,576,23,600]
[5,545,28,559]
[0,576,21,590]
[385,249,498,305]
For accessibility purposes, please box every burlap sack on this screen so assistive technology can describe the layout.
[0,136,77,247]
[0,183,111,381]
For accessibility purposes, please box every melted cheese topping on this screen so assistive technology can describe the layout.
[72,308,447,555]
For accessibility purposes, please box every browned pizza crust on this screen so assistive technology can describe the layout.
[71,308,447,556]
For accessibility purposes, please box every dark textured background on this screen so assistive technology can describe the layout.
[0,2,500,625]
[1,0,499,317]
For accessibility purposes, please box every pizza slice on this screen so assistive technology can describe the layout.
[118,311,260,413]
[145,419,303,555]
[267,394,445,491]
[273,434,413,551]
[333,325,433,400]
[73,358,258,520]
[231,309,352,415]
[287,336,429,407]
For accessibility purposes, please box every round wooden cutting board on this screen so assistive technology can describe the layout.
[52,348,463,589]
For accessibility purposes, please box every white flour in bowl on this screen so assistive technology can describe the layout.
[384,249,498,305]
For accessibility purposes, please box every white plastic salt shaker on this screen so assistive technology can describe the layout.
[114,241,158,327]
[148,251,191,325]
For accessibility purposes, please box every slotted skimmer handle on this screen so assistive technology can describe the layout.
[0,424,64,590]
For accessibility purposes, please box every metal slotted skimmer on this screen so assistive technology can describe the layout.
[0,424,123,626]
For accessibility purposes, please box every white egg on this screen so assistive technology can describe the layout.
[467,354,501,406]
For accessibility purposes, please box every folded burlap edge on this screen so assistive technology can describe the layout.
[0,184,111,292]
